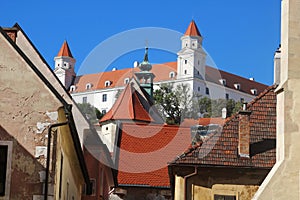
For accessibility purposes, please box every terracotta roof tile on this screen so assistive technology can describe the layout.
[171,85,277,168]
[57,40,73,58]
[184,20,202,37]
[117,123,191,187]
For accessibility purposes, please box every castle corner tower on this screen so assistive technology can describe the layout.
[54,41,76,89]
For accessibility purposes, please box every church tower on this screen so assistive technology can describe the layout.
[177,20,207,79]
[135,47,155,98]
[54,41,76,89]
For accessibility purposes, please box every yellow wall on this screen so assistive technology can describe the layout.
[54,108,85,200]
[174,175,259,200]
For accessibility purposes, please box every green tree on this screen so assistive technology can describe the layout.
[76,103,103,124]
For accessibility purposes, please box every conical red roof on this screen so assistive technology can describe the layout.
[57,40,73,58]
[99,79,154,123]
[184,20,201,37]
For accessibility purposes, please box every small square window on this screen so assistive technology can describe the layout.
[82,97,87,103]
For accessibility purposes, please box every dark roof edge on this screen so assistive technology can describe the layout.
[0,26,91,194]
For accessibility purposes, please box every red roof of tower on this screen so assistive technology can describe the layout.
[57,40,73,58]
[99,80,154,123]
[184,20,202,37]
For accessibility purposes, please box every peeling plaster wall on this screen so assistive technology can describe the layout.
[0,32,63,199]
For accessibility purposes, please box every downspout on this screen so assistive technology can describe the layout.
[184,167,198,200]
[44,121,69,200]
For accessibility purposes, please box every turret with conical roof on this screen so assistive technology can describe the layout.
[54,40,76,89]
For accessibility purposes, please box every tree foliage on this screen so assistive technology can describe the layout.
[154,84,243,124]
[76,103,103,124]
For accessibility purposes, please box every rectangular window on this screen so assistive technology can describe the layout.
[205,87,210,95]
[82,97,87,103]
[102,94,107,102]
[90,179,96,196]
[214,195,236,200]
[0,146,8,196]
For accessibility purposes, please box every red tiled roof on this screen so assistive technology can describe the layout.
[198,118,225,126]
[181,118,225,127]
[184,20,202,37]
[57,40,73,58]
[117,123,191,187]
[72,62,267,97]
[171,85,277,168]
[99,79,154,123]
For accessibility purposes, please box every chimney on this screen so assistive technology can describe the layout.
[238,103,251,157]
[273,44,281,85]
[3,28,18,43]
[222,107,227,119]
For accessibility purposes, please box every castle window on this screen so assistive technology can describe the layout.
[105,126,108,131]
[219,79,226,86]
[102,94,107,102]
[226,93,229,100]
[185,60,187,64]
[82,97,87,103]
[198,87,200,92]
[184,70,187,75]
[105,81,111,87]
[70,85,76,92]
[169,72,175,78]
[251,89,258,96]
[206,87,210,95]
[64,63,67,67]
[86,83,92,90]
[234,83,241,90]
[124,78,130,84]
[185,43,188,47]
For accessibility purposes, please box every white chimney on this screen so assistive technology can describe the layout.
[274,45,281,85]
[222,107,227,119]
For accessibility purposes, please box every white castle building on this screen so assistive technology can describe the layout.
[54,20,267,114]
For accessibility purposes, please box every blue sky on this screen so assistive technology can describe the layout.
[1,1,280,85]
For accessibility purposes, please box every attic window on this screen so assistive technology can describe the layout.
[86,83,92,90]
[70,85,76,92]
[169,72,175,78]
[234,83,241,90]
[251,89,258,95]
[105,81,111,87]
[219,79,226,86]
[124,78,130,84]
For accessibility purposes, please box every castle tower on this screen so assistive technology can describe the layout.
[135,47,155,98]
[177,20,207,79]
[54,41,76,89]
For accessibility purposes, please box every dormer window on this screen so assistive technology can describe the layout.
[70,85,76,92]
[219,79,226,86]
[124,78,130,84]
[169,72,175,78]
[105,81,111,87]
[86,83,92,90]
[251,89,258,95]
[234,83,241,90]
